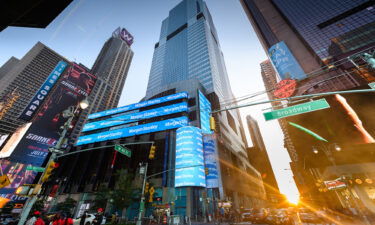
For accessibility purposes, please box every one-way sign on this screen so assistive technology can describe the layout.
[114,144,132,158]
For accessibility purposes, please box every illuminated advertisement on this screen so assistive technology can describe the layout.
[0,123,32,158]
[0,160,37,195]
[203,134,219,188]
[268,41,306,80]
[9,63,96,166]
[83,102,188,132]
[19,61,68,121]
[175,126,206,188]
[0,89,20,120]
[77,116,188,146]
[88,92,188,120]
[112,27,134,46]
[198,91,212,134]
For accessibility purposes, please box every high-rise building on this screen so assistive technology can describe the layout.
[246,115,281,205]
[70,28,134,143]
[145,0,252,207]
[260,60,298,162]
[243,0,375,207]
[240,0,372,95]
[0,42,68,135]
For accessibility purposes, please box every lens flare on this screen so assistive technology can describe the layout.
[286,194,299,205]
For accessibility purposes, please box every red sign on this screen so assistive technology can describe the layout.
[273,79,297,99]
[324,180,346,190]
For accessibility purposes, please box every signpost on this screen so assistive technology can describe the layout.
[263,98,330,121]
[369,82,375,89]
[25,166,45,172]
[114,144,132,158]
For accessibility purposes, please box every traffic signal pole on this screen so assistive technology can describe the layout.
[17,113,74,225]
[137,162,148,225]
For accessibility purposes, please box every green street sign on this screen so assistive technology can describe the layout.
[26,166,45,172]
[114,144,132,158]
[263,98,330,121]
[140,202,145,212]
[369,82,375,89]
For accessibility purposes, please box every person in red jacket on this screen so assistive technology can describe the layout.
[34,211,45,225]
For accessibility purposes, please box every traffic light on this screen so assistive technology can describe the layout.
[210,116,216,131]
[149,145,156,159]
[148,186,155,202]
[144,182,149,194]
[41,161,58,182]
[205,167,209,175]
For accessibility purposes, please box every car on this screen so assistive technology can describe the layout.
[0,214,18,225]
[297,208,321,223]
[240,208,253,222]
[251,208,268,224]
[73,213,96,225]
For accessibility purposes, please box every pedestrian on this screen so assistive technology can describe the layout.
[80,211,88,225]
[26,211,39,225]
[93,208,104,225]
[64,213,74,225]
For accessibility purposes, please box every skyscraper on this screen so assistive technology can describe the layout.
[145,0,255,209]
[70,28,134,142]
[240,0,372,94]
[0,42,68,135]
[246,115,281,205]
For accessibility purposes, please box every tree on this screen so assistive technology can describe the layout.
[94,169,137,214]
[110,169,135,211]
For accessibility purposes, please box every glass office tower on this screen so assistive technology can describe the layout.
[146,0,233,103]
[145,0,255,211]
[272,0,375,61]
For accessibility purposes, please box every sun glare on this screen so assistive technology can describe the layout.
[286,193,299,205]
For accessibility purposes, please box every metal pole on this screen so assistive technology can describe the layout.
[17,111,74,225]
[137,163,148,225]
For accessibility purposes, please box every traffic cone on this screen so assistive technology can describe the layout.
[163,214,167,224]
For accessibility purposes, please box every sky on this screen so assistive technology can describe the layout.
[0,0,299,201]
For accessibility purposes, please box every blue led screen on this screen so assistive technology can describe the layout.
[203,134,219,188]
[88,92,188,120]
[198,91,212,134]
[76,116,188,146]
[175,126,206,187]
[268,41,306,80]
[83,102,188,132]
[19,61,68,121]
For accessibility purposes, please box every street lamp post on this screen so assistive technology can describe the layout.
[17,99,89,225]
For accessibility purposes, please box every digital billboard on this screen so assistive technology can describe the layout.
[0,160,37,195]
[198,91,212,134]
[175,126,206,187]
[203,134,219,188]
[88,92,188,120]
[9,63,97,166]
[77,116,189,146]
[83,102,188,132]
[19,61,68,121]
[268,41,306,80]
[0,123,32,158]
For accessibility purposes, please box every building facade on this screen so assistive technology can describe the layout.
[0,42,68,135]
[54,0,265,219]
[70,29,134,143]
[242,0,375,208]
[246,115,281,205]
